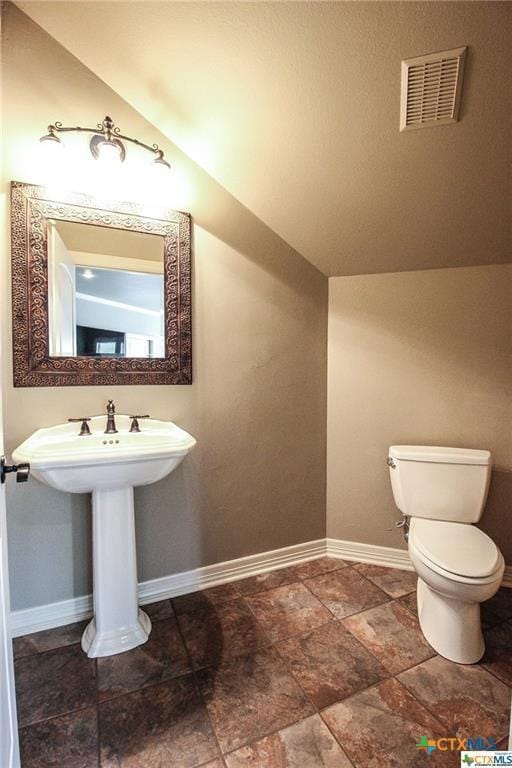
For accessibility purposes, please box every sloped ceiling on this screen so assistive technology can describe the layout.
[15,1,512,276]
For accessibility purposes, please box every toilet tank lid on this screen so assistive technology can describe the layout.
[389,446,491,466]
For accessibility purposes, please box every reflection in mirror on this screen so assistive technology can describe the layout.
[48,221,165,358]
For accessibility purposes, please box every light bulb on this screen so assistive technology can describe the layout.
[150,156,171,178]
[39,133,65,160]
[82,269,95,279]
[96,140,122,168]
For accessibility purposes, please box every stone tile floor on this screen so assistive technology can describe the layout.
[13,558,512,767]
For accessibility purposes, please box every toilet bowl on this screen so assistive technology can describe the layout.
[388,445,504,664]
[409,518,504,663]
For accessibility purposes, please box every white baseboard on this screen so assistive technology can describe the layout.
[10,538,326,637]
[10,594,94,639]
[326,538,512,588]
[326,537,414,570]
[10,537,511,637]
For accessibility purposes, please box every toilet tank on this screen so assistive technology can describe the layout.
[388,446,492,523]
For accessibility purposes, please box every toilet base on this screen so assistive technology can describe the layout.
[417,578,485,664]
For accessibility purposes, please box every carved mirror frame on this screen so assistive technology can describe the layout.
[11,181,192,386]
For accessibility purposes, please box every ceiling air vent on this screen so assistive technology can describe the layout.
[400,47,467,131]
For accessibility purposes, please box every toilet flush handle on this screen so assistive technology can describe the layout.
[387,457,396,469]
[395,516,410,542]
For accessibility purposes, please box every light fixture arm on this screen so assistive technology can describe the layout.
[41,115,170,169]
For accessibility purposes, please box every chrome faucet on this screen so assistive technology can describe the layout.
[105,400,118,434]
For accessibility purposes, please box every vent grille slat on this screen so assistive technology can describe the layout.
[400,47,467,131]
[408,79,458,89]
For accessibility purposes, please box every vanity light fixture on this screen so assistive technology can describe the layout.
[39,115,171,173]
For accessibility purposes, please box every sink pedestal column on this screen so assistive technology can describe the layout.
[81,487,151,658]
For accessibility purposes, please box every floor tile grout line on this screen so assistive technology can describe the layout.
[196,757,227,768]
[219,715,318,762]
[20,648,351,758]
[203,557,353,604]
[268,628,358,766]
[318,718,359,768]
[13,638,86,662]
[221,711,357,767]
[240,591,336,644]
[316,672,450,765]
[93,602,196,706]
[17,701,97,732]
[172,602,227,767]
[187,644,316,760]
[336,601,437,677]
[482,617,512,631]
[252,567,510,687]
[396,667,510,742]
[16,575,419,734]
[317,669,512,760]
[295,582,347,621]
[11,605,175,662]
[172,589,278,674]
[173,570,415,660]
[386,595,512,685]
[218,569,510,759]
[479,659,512,689]
[14,599,511,664]
[357,638,437,679]
[384,608,512,719]
[393,671,465,735]
[17,583,505,690]
[25,619,502,755]
[253,569,394,626]
[12,602,512,661]
[338,611,511,740]
[14,567,511,763]
[95,666,198,706]
[18,626,201,718]
[186,673,227,767]
[269,614,396,687]
[174,582,354,761]
[215,561,511,636]
[299,567,395,620]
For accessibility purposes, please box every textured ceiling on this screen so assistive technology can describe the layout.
[15,1,512,276]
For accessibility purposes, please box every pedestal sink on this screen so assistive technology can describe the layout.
[13,415,196,657]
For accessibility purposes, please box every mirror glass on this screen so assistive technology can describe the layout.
[47,221,165,358]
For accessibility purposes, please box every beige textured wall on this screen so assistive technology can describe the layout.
[1,5,327,610]
[16,1,512,278]
[327,265,512,563]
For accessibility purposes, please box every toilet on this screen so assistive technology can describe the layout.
[388,445,504,664]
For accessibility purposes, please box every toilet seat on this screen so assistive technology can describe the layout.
[409,518,502,584]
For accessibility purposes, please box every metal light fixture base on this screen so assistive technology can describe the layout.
[39,115,170,172]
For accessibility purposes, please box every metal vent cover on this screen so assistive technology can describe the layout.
[400,47,467,131]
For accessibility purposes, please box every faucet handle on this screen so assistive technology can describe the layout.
[129,415,150,433]
[68,417,91,436]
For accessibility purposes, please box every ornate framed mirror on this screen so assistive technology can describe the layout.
[10,181,192,386]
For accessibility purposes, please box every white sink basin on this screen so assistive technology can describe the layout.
[13,414,196,658]
[13,415,196,493]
